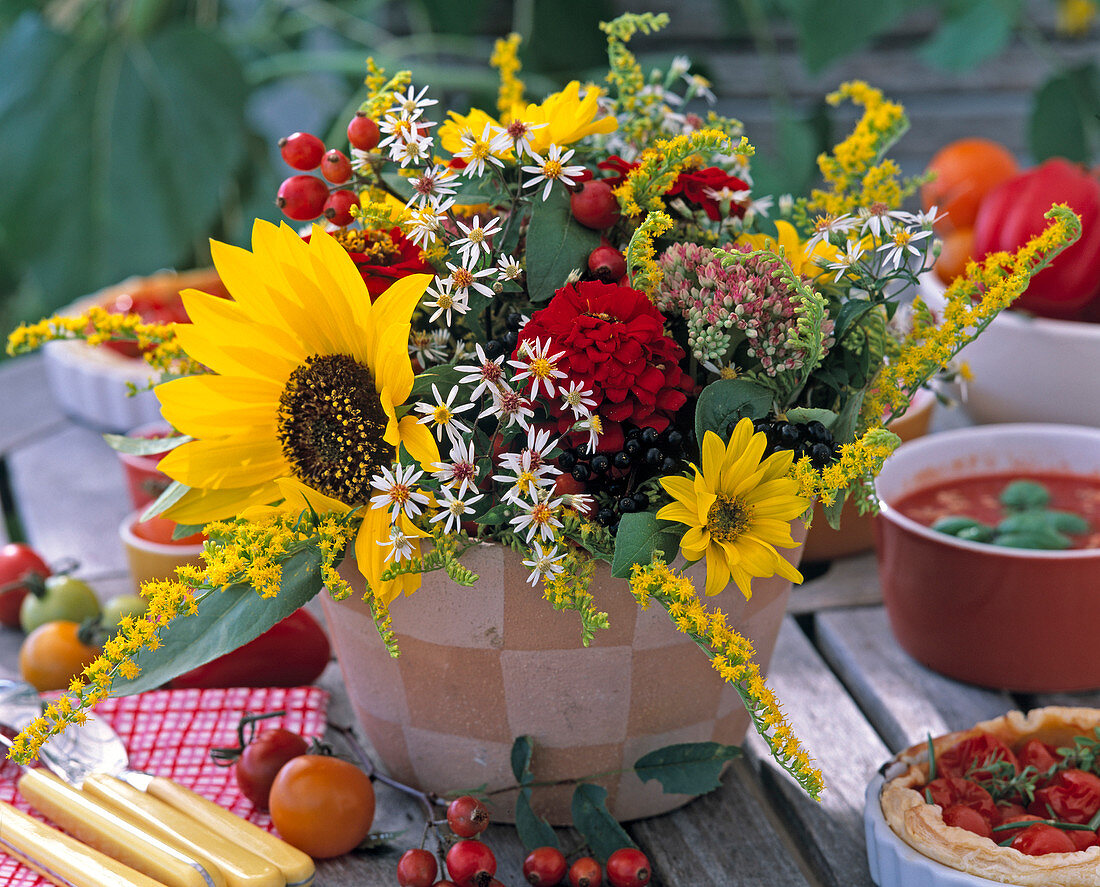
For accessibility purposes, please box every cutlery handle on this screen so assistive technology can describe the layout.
[84,774,285,887]
[18,769,223,887]
[146,776,315,887]
[0,797,168,887]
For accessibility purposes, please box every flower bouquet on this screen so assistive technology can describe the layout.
[7,11,1080,807]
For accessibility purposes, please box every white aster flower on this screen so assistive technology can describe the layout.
[445,259,496,300]
[493,450,550,504]
[498,427,560,480]
[683,73,716,104]
[432,439,479,496]
[370,462,430,520]
[405,164,457,208]
[378,523,417,564]
[904,204,947,230]
[454,123,506,177]
[511,495,564,543]
[430,486,483,535]
[416,383,476,444]
[858,203,910,239]
[573,414,605,455]
[406,197,455,248]
[490,117,547,159]
[508,336,567,400]
[408,329,448,367]
[806,213,857,251]
[523,541,567,586]
[521,145,586,201]
[425,277,470,327]
[457,343,508,401]
[559,380,596,419]
[390,84,438,119]
[877,226,933,271]
[480,386,534,431]
[497,254,524,282]
[452,214,503,265]
[826,240,867,281]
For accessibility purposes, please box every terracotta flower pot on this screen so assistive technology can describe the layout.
[321,526,806,825]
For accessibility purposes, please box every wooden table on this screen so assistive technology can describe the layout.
[2,352,1096,887]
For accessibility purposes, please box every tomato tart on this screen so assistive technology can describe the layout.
[876,707,1100,886]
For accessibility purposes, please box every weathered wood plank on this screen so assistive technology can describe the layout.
[790,555,883,614]
[629,757,815,887]
[816,607,1015,753]
[7,423,132,576]
[744,616,888,887]
[0,356,66,458]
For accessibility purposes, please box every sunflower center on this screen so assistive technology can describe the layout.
[277,354,389,505]
[706,494,751,543]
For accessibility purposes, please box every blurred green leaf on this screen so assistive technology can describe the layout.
[746,113,819,198]
[919,0,1019,72]
[570,783,635,861]
[779,0,906,73]
[0,15,250,308]
[1029,64,1100,163]
[514,789,560,851]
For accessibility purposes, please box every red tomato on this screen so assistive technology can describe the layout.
[1068,828,1100,851]
[170,607,330,689]
[926,776,1000,825]
[973,158,1100,320]
[999,814,1043,842]
[1010,823,1077,856]
[0,543,51,628]
[1016,738,1061,774]
[942,803,993,838]
[268,755,375,858]
[922,138,1019,233]
[236,728,309,811]
[1029,769,1100,824]
[936,733,1018,781]
[996,801,1028,821]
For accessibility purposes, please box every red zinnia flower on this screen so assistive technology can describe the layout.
[668,167,749,222]
[517,281,691,452]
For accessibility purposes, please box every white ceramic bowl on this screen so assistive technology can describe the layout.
[921,274,1100,426]
[865,772,1003,887]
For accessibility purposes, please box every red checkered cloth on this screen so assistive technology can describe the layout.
[0,685,330,886]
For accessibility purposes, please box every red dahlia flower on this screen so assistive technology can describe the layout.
[517,281,691,452]
[308,227,434,299]
[668,167,749,222]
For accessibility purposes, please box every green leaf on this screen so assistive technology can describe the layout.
[823,492,848,529]
[932,515,985,536]
[610,512,683,579]
[633,742,741,795]
[410,363,463,400]
[784,407,837,429]
[112,546,324,694]
[171,523,206,541]
[524,187,600,302]
[831,389,866,445]
[570,783,635,861]
[694,379,773,447]
[993,531,1071,550]
[515,789,560,851]
[476,501,517,526]
[511,735,534,784]
[140,480,190,521]
[781,0,906,73]
[0,16,251,308]
[919,0,1019,72]
[1000,480,1051,511]
[1049,510,1091,535]
[103,433,190,456]
[1029,64,1100,163]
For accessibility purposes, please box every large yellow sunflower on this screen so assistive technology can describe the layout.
[155,219,439,604]
[657,418,809,598]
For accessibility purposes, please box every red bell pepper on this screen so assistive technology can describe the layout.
[169,607,331,689]
[973,158,1100,320]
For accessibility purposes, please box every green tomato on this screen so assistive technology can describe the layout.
[100,594,148,632]
[20,575,102,633]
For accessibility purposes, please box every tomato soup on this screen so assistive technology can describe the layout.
[895,472,1100,550]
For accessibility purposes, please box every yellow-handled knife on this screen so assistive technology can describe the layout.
[0,799,168,887]
[82,773,286,887]
[18,769,223,887]
[145,777,315,887]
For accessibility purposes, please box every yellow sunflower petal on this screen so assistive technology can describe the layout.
[659,474,697,507]
[654,501,698,526]
[156,375,280,436]
[680,525,710,560]
[396,415,440,468]
[365,275,433,370]
[704,543,732,596]
[701,431,727,483]
[163,482,282,524]
[159,436,288,490]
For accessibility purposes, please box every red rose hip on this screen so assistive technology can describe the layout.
[446,795,489,838]
[523,846,567,886]
[276,175,329,221]
[279,131,325,170]
[605,848,650,887]
[398,848,439,887]
[587,244,626,283]
[569,857,602,887]
[571,180,621,230]
[320,149,352,184]
[445,840,496,887]
[323,189,359,227]
[347,113,380,151]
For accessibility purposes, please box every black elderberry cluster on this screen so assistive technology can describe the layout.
[752,418,841,470]
[484,313,525,359]
[558,424,691,532]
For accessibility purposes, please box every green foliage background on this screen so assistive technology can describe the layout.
[1,0,1095,347]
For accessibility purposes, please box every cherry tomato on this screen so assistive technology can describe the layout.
[921,137,1018,233]
[236,728,309,811]
[998,814,1043,842]
[19,621,101,691]
[1016,738,1061,773]
[0,543,51,628]
[100,594,148,632]
[20,575,101,634]
[1010,822,1077,856]
[268,755,375,858]
[925,776,1000,826]
[941,803,993,838]
[935,732,1018,781]
[1028,769,1100,824]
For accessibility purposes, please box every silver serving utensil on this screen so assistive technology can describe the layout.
[0,680,313,887]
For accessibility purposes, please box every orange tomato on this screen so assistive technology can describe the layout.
[130,516,205,546]
[922,138,1018,233]
[19,621,101,691]
[268,755,375,858]
[934,227,976,284]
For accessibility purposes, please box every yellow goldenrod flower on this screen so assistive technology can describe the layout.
[490,33,525,116]
[154,219,440,605]
[658,418,809,598]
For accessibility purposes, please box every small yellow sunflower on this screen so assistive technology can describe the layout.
[514,81,618,155]
[657,418,810,598]
[155,219,439,604]
[736,220,836,278]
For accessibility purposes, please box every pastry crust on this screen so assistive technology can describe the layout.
[880,707,1100,886]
